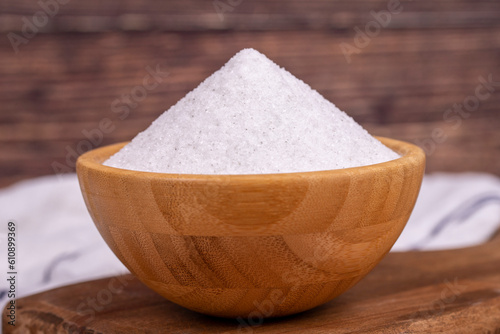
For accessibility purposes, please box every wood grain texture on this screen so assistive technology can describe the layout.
[4,231,500,333]
[75,137,425,318]
[0,28,499,188]
[1,0,500,31]
[1,0,499,187]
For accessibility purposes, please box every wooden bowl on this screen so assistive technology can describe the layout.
[76,137,425,318]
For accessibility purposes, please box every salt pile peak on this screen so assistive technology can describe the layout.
[104,48,399,174]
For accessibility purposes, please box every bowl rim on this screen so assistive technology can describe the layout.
[76,136,425,181]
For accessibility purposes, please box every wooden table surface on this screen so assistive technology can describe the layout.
[4,231,500,333]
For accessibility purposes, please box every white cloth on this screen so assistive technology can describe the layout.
[393,172,500,251]
[0,174,128,309]
[0,172,500,311]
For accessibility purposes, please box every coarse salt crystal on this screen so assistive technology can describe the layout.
[104,48,399,174]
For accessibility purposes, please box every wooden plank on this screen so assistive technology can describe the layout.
[0,115,499,189]
[4,232,500,333]
[1,30,500,128]
[1,27,500,186]
[2,89,499,127]
[1,0,500,32]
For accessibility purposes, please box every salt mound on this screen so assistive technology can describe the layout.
[104,48,399,174]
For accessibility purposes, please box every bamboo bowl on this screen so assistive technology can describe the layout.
[76,137,425,318]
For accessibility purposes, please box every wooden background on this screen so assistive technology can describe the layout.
[1,0,499,187]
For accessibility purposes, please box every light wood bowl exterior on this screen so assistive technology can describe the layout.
[76,137,425,318]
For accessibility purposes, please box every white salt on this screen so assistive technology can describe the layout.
[104,48,399,174]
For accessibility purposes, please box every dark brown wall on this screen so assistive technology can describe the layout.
[1,0,499,187]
